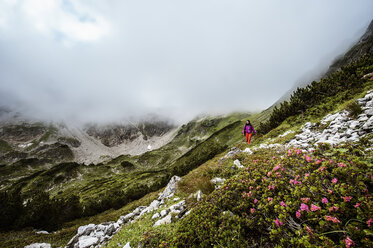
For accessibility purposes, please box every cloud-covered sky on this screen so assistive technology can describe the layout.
[0,0,372,123]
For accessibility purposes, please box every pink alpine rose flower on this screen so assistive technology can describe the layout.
[268,197,273,202]
[344,236,354,248]
[338,162,347,168]
[301,198,310,203]
[354,203,360,208]
[325,215,340,223]
[342,196,352,202]
[250,208,255,214]
[318,166,326,172]
[254,198,258,204]
[274,218,283,227]
[296,210,301,219]
[273,164,281,171]
[367,219,373,227]
[331,178,338,184]
[329,206,339,212]
[300,203,310,212]
[280,201,287,207]
[311,204,321,211]
[322,197,329,204]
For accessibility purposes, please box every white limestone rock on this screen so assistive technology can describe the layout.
[77,224,95,236]
[152,212,160,220]
[24,243,51,248]
[211,177,226,185]
[243,147,253,154]
[158,176,181,200]
[153,214,172,227]
[77,236,99,248]
[160,209,168,217]
[233,159,244,169]
[363,117,373,130]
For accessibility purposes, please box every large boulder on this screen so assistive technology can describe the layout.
[77,236,99,248]
[77,224,95,236]
[157,175,181,200]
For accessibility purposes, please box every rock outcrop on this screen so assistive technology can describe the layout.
[64,176,185,248]
[287,90,373,149]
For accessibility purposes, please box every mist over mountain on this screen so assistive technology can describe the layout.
[1,2,373,248]
[1,0,372,124]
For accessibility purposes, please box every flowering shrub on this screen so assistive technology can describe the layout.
[158,144,372,247]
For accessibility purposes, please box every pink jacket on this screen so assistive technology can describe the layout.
[243,124,256,134]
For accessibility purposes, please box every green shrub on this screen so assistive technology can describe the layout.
[346,101,363,119]
[258,53,373,134]
[150,144,373,247]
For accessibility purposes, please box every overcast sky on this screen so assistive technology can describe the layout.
[0,0,372,123]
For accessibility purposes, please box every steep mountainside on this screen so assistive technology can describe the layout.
[273,19,373,106]
[326,20,373,76]
[0,117,177,166]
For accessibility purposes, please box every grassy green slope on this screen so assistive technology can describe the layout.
[108,55,373,247]
[0,112,269,247]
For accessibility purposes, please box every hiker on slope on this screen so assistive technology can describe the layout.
[243,120,256,144]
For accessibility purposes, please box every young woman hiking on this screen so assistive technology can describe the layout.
[243,120,256,144]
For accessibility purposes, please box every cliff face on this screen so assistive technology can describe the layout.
[325,19,373,76]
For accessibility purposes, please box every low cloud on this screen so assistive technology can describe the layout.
[0,0,372,124]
